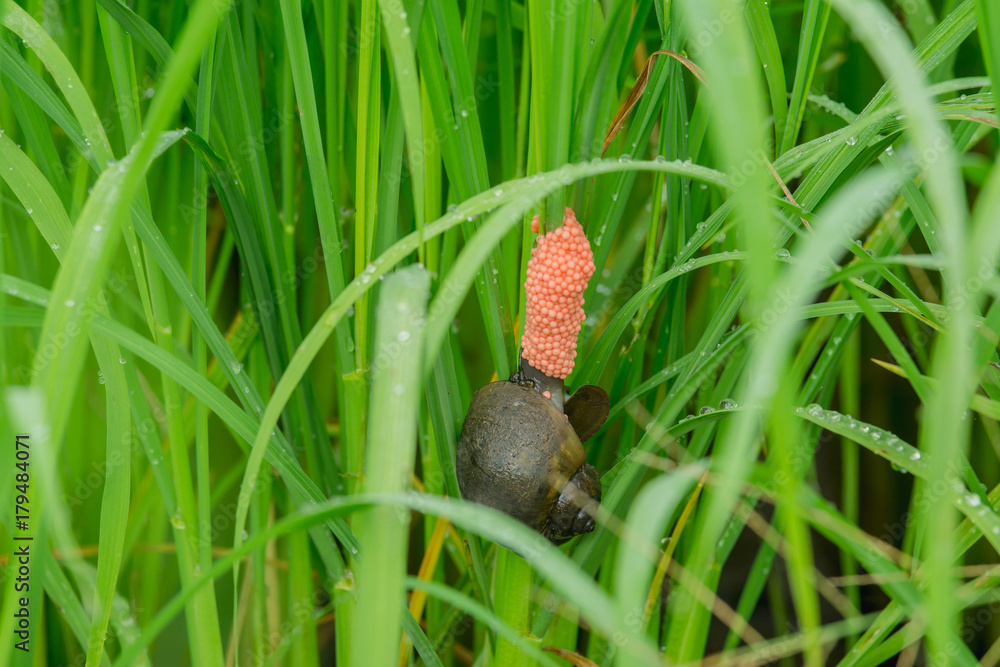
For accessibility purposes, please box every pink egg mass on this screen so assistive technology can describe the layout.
[521,207,596,379]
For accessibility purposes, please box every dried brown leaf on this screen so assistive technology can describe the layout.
[602,50,709,156]
[542,646,601,666]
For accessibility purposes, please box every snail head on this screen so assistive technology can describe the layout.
[544,463,601,544]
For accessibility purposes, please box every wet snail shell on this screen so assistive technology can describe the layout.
[456,379,609,544]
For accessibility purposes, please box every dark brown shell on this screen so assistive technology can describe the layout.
[456,382,585,534]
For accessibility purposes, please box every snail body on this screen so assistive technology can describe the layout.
[460,208,603,544]
[457,379,606,544]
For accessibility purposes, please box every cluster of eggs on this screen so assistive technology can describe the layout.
[521,208,595,379]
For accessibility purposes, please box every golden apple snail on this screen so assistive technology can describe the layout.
[457,208,607,544]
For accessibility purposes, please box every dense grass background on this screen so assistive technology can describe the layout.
[1,0,999,664]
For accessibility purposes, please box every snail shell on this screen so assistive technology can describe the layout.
[456,381,606,544]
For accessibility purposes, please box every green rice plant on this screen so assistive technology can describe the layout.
[1,0,1000,665]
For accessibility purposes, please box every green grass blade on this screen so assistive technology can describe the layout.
[352,265,430,667]
[779,0,831,154]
